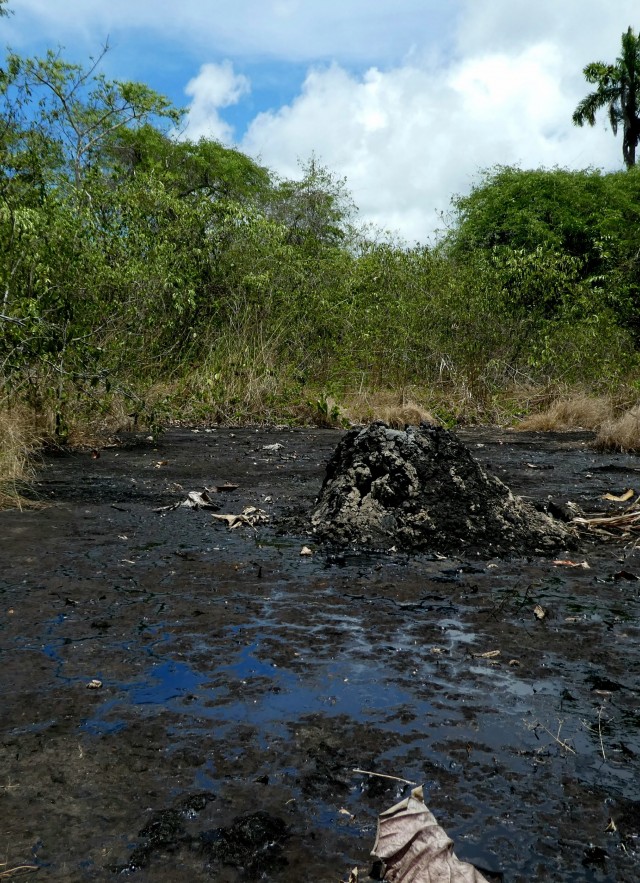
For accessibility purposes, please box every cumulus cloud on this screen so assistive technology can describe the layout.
[9,0,639,241]
[181,61,250,143]
[240,40,618,243]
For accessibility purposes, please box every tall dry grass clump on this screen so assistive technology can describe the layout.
[341,390,439,428]
[515,395,615,432]
[594,404,640,452]
[0,404,43,509]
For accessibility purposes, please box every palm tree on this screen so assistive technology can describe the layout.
[573,26,640,168]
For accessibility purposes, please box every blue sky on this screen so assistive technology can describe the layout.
[2,1,638,244]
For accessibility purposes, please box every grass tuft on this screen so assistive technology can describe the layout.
[0,404,44,509]
[514,395,615,432]
[340,390,439,428]
[594,404,640,452]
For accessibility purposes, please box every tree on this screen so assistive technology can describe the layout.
[269,157,357,253]
[573,26,640,168]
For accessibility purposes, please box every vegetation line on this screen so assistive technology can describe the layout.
[2,19,640,504]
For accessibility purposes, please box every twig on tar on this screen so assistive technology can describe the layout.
[529,719,576,754]
[353,768,417,785]
[597,702,607,762]
[0,865,39,878]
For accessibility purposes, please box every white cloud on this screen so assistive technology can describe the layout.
[8,0,455,64]
[240,39,620,243]
[180,61,250,143]
[7,0,639,241]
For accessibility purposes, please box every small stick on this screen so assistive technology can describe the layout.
[534,721,576,754]
[597,703,607,762]
[0,866,39,878]
[353,768,417,785]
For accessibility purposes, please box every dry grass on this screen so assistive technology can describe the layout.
[0,403,44,509]
[340,389,439,428]
[594,404,640,452]
[514,394,615,432]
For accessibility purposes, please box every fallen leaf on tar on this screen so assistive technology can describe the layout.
[300,546,313,556]
[211,507,269,529]
[553,559,590,569]
[372,785,489,883]
[154,489,220,513]
[533,604,547,620]
[263,442,284,453]
[86,679,102,689]
[473,649,501,659]
[205,482,239,493]
[603,489,634,502]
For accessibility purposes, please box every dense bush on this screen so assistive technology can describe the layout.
[1,44,639,442]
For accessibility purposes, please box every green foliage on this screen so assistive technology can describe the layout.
[2,40,640,442]
[446,165,640,337]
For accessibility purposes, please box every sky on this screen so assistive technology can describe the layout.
[2,1,638,244]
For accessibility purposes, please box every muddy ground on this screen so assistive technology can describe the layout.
[1,425,639,882]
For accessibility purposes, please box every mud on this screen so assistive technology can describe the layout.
[1,425,639,881]
[311,422,574,555]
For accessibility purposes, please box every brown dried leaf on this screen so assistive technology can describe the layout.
[553,559,590,569]
[533,604,547,620]
[211,513,239,526]
[372,786,489,883]
[473,649,501,659]
[602,489,634,502]
[205,482,240,493]
[211,507,269,529]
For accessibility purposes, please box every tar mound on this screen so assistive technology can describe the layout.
[311,422,575,557]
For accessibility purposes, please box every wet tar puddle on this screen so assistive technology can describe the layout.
[0,427,639,880]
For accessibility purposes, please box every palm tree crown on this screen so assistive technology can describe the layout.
[573,26,640,168]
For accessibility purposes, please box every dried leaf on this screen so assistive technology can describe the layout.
[154,489,220,513]
[205,482,239,493]
[263,443,284,453]
[211,507,269,529]
[533,604,547,620]
[372,785,489,883]
[602,489,634,502]
[473,649,501,659]
[86,679,102,689]
[211,513,239,526]
[300,546,313,556]
[553,559,590,569]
